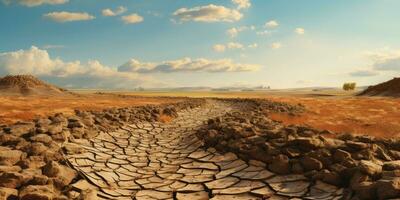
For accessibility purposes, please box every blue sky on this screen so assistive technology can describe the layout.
[1,0,400,89]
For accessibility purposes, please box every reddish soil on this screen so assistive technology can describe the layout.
[0,94,180,125]
[267,96,400,138]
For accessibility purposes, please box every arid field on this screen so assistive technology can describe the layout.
[2,89,399,138]
[0,93,180,125]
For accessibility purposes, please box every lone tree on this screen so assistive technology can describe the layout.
[343,82,357,91]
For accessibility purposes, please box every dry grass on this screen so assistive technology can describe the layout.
[0,93,180,125]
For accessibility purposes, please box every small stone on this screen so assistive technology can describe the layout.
[346,141,368,150]
[359,160,382,176]
[78,189,98,200]
[301,156,323,171]
[376,178,400,199]
[0,147,24,166]
[333,149,351,163]
[0,187,18,200]
[268,154,290,174]
[42,161,77,187]
[19,185,56,200]
[383,161,400,171]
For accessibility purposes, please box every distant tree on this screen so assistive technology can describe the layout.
[343,82,357,91]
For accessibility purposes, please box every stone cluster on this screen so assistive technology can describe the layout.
[0,98,205,200]
[196,99,400,199]
[65,100,343,200]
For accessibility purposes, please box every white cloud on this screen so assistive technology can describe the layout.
[265,20,279,28]
[232,0,251,10]
[121,13,144,24]
[227,28,239,38]
[295,27,305,35]
[271,42,281,49]
[213,44,226,52]
[226,26,253,38]
[43,12,95,23]
[173,4,243,23]
[227,42,244,49]
[2,0,68,7]
[118,58,259,73]
[256,30,273,36]
[349,70,379,77]
[42,44,64,49]
[0,46,155,89]
[362,49,400,71]
[102,6,127,17]
[248,43,258,48]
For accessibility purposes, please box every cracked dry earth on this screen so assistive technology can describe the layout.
[66,100,344,200]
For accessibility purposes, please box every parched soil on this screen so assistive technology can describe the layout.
[266,96,400,138]
[0,94,181,125]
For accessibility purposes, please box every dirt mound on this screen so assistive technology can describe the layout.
[0,75,69,96]
[358,77,400,97]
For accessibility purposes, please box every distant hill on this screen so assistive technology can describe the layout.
[358,78,400,97]
[0,75,70,96]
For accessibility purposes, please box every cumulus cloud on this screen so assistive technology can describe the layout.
[226,26,254,37]
[102,6,127,17]
[121,13,144,24]
[43,11,95,23]
[118,58,259,73]
[213,44,226,52]
[232,0,251,10]
[295,27,305,35]
[349,70,379,77]
[265,20,279,28]
[0,46,155,89]
[227,42,244,49]
[248,43,258,48]
[271,42,281,49]
[173,4,243,23]
[364,50,400,71]
[2,0,68,7]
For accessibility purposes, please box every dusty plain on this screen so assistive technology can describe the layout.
[1,88,399,138]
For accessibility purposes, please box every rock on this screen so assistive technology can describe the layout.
[25,142,48,156]
[301,156,323,171]
[333,149,352,163]
[30,134,53,145]
[376,178,400,199]
[0,147,24,166]
[268,154,290,174]
[3,122,34,137]
[47,123,64,135]
[346,141,368,151]
[19,185,56,200]
[68,117,84,127]
[0,134,22,146]
[0,172,28,188]
[359,160,382,176]
[383,161,400,171]
[353,181,377,200]
[78,189,98,200]
[0,187,18,200]
[63,143,86,154]
[42,161,77,187]
[0,165,21,173]
[291,137,323,151]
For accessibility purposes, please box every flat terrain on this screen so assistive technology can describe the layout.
[98,89,400,138]
[0,93,180,125]
[1,89,399,138]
